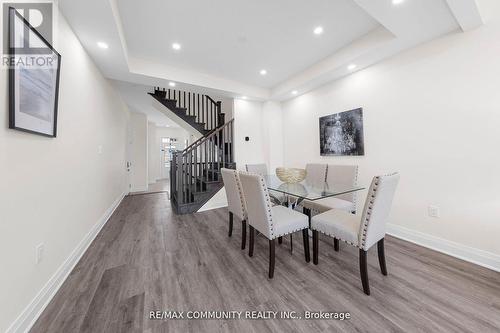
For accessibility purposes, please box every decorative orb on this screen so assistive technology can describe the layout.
[276,168,306,184]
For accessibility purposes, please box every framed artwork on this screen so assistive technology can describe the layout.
[319,108,365,156]
[8,7,61,137]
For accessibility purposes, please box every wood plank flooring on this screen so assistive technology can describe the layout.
[30,192,500,332]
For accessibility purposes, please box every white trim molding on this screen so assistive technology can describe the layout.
[387,223,500,273]
[6,192,127,333]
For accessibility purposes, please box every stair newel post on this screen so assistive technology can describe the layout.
[217,101,223,127]
[176,152,182,204]
[230,120,234,164]
[170,154,175,202]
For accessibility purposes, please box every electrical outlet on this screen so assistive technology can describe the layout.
[36,243,44,264]
[428,205,440,218]
[98,145,103,154]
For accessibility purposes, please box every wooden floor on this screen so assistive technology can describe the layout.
[31,192,500,333]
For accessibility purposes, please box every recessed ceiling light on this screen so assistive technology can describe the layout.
[172,43,181,50]
[392,0,405,5]
[313,26,324,35]
[97,42,108,49]
[169,82,176,87]
[347,64,357,70]
[259,69,267,76]
[241,96,248,100]
[292,90,298,95]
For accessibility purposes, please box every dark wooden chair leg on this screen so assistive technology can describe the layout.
[290,234,293,254]
[378,238,387,276]
[359,249,370,295]
[303,207,311,228]
[269,239,276,279]
[228,212,233,237]
[334,238,339,252]
[278,236,283,244]
[313,230,319,265]
[241,220,247,250]
[249,225,255,257]
[302,229,310,262]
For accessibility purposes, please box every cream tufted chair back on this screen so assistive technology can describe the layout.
[238,172,274,239]
[221,168,247,221]
[358,173,400,251]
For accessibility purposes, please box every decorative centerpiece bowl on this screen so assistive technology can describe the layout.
[276,168,306,184]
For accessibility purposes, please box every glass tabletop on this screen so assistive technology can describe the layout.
[263,175,365,201]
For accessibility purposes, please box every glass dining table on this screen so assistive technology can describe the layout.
[262,175,365,208]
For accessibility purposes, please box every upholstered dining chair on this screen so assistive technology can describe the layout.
[245,163,268,175]
[221,168,247,250]
[304,163,328,187]
[246,163,284,207]
[238,172,310,278]
[311,172,400,295]
[300,165,359,234]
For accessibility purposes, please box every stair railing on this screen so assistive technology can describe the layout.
[171,119,234,206]
[154,87,223,130]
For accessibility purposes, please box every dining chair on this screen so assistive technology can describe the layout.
[221,168,248,250]
[246,163,284,207]
[294,163,327,224]
[311,172,400,295]
[245,164,268,175]
[302,165,358,214]
[238,171,310,278]
[304,163,328,187]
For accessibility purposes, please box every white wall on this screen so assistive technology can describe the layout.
[262,101,284,172]
[148,122,158,183]
[0,11,130,333]
[129,112,148,191]
[281,0,500,264]
[233,99,267,170]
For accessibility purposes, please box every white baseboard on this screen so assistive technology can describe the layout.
[386,223,500,273]
[6,192,127,333]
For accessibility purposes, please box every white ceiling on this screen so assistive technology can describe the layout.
[111,80,180,127]
[117,0,380,88]
[59,0,484,125]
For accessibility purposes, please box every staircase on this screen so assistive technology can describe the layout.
[149,87,235,214]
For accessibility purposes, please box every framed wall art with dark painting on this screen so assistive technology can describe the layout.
[8,7,61,137]
[319,108,365,156]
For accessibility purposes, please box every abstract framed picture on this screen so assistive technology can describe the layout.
[8,7,61,137]
[319,108,365,156]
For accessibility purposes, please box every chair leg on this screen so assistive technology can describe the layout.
[312,230,319,265]
[378,238,387,276]
[278,236,283,244]
[303,207,311,228]
[241,220,247,250]
[228,212,233,237]
[249,225,255,257]
[359,249,370,295]
[334,238,339,252]
[269,239,276,279]
[302,229,310,263]
[290,234,293,254]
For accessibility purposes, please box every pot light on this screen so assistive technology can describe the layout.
[97,41,108,49]
[169,82,176,87]
[313,26,324,35]
[259,69,267,75]
[347,64,357,70]
[392,0,405,5]
[172,43,181,50]
[241,96,248,100]
[292,90,298,95]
